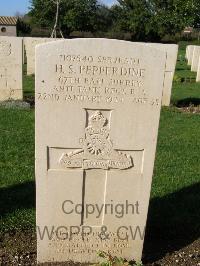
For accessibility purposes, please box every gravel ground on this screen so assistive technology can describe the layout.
[178,106,200,114]
[0,100,30,109]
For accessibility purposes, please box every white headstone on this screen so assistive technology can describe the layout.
[196,57,200,82]
[24,37,59,75]
[36,39,166,264]
[0,36,23,101]
[191,46,200,72]
[22,37,25,64]
[187,45,195,65]
[186,46,189,59]
[147,44,178,106]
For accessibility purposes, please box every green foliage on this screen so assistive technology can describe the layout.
[28,0,200,40]
[95,5,114,32]
[115,0,200,41]
[150,0,200,36]
[116,0,157,41]
[29,0,98,36]
[17,19,31,36]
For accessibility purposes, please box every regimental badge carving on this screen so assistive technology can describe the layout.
[60,111,133,170]
[0,41,11,56]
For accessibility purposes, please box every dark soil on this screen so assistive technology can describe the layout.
[0,231,199,265]
[24,96,35,108]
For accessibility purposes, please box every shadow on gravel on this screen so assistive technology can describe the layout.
[24,95,35,108]
[143,182,200,263]
[175,97,200,107]
[0,181,35,218]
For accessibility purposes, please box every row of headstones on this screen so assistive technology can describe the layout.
[35,39,173,264]
[186,45,200,81]
[0,36,178,106]
[0,36,57,101]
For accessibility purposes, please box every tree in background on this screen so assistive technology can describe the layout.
[50,0,64,38]
[28,0,200,40]
[14,12,32,36]
[17,19,32,36]
[95,4,113,33]
[150,0,200,36]
[115,0,200,41]
[29,0,98,36]
[115,0,155,41]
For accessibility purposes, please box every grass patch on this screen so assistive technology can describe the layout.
[0,108,35,232]
[171,41,200,105]
[171,82,200,106]
[23,74,35,98]
[175,40,200,79]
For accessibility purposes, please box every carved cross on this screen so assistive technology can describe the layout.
[59,110,134,226]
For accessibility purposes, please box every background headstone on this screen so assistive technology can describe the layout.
[147,44,178,106]
[24,37,59,75]
[185,46,189,59]
[187,45,195,65]
[0,36,23,101]
[191,46,200,72]
[196,58,200,82]
[36,39,166,264]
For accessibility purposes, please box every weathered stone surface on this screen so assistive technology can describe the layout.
[191,46,200,72]
[24,37,59,75]
[35,39,166,264]
[0,36,22,101]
